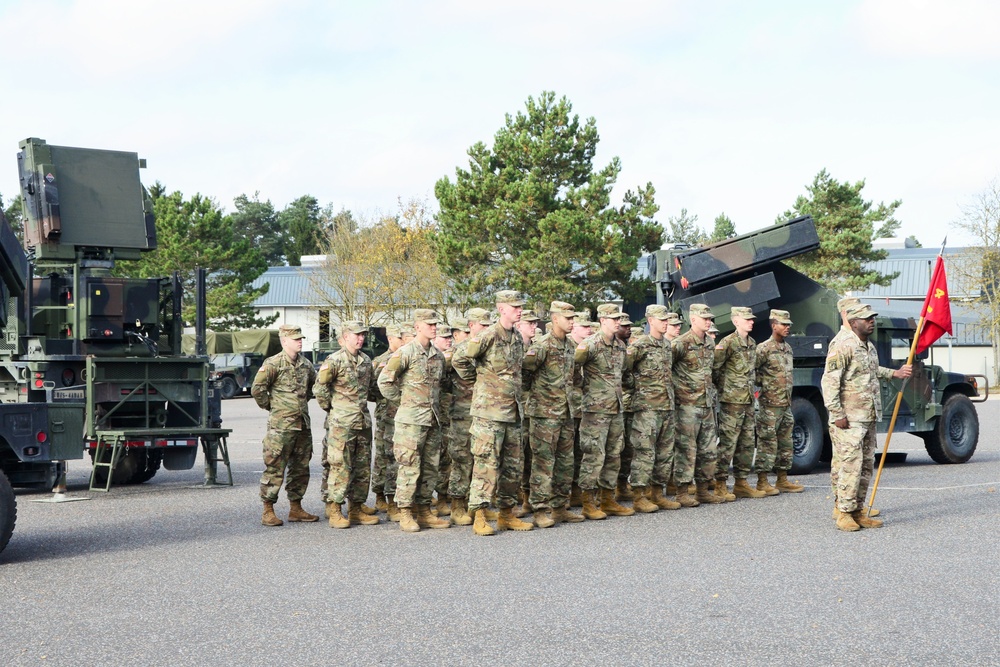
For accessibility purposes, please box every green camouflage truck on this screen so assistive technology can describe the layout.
[0,138,231,557]
[643,215,985,473]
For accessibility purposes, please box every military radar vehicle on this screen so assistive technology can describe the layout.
[644,215,984,473]
[0,138,231,556]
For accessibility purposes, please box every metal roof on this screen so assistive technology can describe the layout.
[852,247,981,300]
[251,265,340,307]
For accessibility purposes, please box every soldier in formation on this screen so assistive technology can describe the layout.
[753,310,800,496]
[372,324,404,520]
[313,321,379,528]
[821,303,911,531]
[453,291,533,535]
[251,325,319,527]
[376,309,450,533]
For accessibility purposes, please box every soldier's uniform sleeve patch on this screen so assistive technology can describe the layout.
[382,352,402,380]
[317,362,333,384]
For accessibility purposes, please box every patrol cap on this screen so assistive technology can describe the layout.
[689,303,715,320]
[338,320,368,336]
[400,324,416,337]
[279,324,304,340]
[574,311,593,326]
[466,308,493,325]
[495,290,525,306]
[665,312,683,326]
[708,323,720,334]
[619,314,633,326]
[413,308,440,324]
[450,317,470,333]
[837,296,861,313]
[630,326,644,336]
[549,301,576,317]
[521,311,540,322]
[731,306,755,319]
[645,304,671,320]
[385,324,403,339]
[436,325,453,338]
[596,303,623,320]
[769,309,793,325]
[847,303,878,320]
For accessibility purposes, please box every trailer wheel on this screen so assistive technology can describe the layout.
[127,450,162,484]
[924,394,979,464]
[791,398,824,474]
[0,468,16,556]
[90,449,142,486]
[219,377,238,400]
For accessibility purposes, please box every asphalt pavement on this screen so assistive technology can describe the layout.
[2,395,997,666]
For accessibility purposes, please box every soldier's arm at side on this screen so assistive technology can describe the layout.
[313,361,336,411]
[711,339,728,389]
[250,362,276,411]
[521,341,547,373]
[452,336,483,381]
[821,345,849,428]
[377,350,407,402]
[573,339,591,365]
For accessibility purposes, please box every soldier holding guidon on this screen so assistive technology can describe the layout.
[821,303,912,531]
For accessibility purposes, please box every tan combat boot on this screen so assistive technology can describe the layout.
[387,497,401,522]
[534,509,555,529]
[374,493,388,513]
[569,484,584,508]
[482,507,499,521]
[665,479,678,496]
[398,507,420,533]
[328,503,349,529]
[600,487,636,516]
[714,480,736,502]
[360,503,377,516]
[775,471,805,493]
[287,500,319,522]
[733,478,766,499]
[836,510,861,532]
[415,504,450,530]
[435,495,452,517]
[631,487,660,513]
[650,485,681,510]
[349,501,380,525]
[852,510,884,529]
[675,484,700,508]
[616,479,635,501]
[473,508,496,536]
[497,507,534,531]
[450,498,473,526]
[834,503,880,519]
[262,501,283,527]
[553,505,585,523]
[581,489,607,520]
[513,490,531,518]
[696,482,724,504]
[756,472,780,496]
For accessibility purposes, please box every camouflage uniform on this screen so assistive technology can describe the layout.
[452,319,524,512]
[671,326,717,485]
[522,313,576,510]
[313,345,374,505]
[575,324,628,491]
[372,347,399,497]
[627,331,675,487]
[754,334,794,474]
[436,344,454,499]
[821,307,896,514]
[447,338,476,498]
[827,320,857,496]
[377,339,446,509]
[712,324,757,483]
[252,349,316,503]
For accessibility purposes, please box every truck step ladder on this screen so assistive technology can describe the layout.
[201,434,233,486]
[89,433,126,492]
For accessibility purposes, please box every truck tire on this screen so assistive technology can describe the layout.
[219,376,238,400]
[791,398,824,474]
[0,468,15,556]
[90,449,141,486]
[923,394,979,464]
[127,450,162,484]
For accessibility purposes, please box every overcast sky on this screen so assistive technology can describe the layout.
[0,0,995,247]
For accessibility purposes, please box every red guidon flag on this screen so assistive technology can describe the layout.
[915,255,952,354]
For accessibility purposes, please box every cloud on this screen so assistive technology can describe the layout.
[854,0,1000,59]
